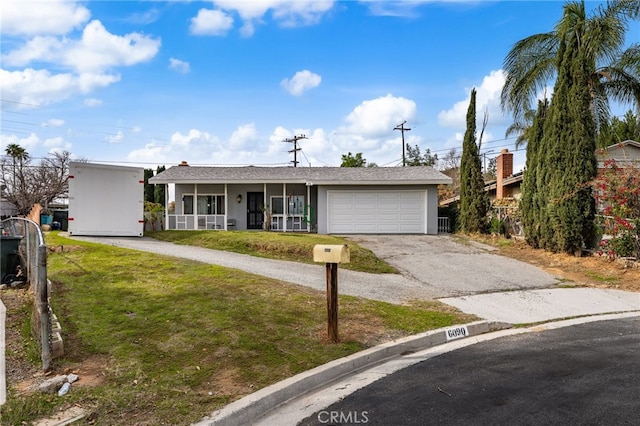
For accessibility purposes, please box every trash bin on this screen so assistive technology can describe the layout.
[1,235,22,284]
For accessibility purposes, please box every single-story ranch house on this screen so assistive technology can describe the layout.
[149,163,452,234]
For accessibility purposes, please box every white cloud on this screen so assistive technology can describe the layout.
[0,68,117,107]
[267,127,331,165]
[65,20,161,73]
[0,0,90,36]
[190,9,234,36]
[169,58,191,74]
[206,1,335,36]
[105,131,125,144]
[229,123,259,149]
[318,94,419,165]
[437,69,506,128]
[84,98,102,107]
[342,94,417,138]
[44,136,71,151]
[128,129,222,164]
[1,18,159,106]
[2,20,160,74]
[43,119,65,127]
[281,70,322,96]
[0,133,41,153]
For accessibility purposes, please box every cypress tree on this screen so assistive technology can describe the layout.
[458,88,488,233]
[143,168,155,203]
[540,21,597,254]
[520,99,549,248]
[154,165,166,206]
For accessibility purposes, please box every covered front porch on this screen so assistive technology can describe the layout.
[163,182,316,232]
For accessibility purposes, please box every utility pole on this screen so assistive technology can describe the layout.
[393,121,411,167]
[283,134,307,167]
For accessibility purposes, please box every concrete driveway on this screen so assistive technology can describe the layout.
[68,234,639,322]
[346,234,560,297]
[70,234,559,301]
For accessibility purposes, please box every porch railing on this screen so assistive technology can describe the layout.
[437,217,450,233]
[167,214,226,230]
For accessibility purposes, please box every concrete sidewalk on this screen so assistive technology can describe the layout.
[439,287,640,323]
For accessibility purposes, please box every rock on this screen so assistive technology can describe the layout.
[67,373,79,383]
[58,382,71,396]
[39,375,68,393]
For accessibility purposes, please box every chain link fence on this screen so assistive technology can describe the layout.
[1,217,52,371]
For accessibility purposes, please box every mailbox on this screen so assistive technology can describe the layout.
[313,244,350,264]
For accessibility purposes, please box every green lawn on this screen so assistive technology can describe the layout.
[3,232,476,425]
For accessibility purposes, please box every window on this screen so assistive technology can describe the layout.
[197,195,225,215]
[183,195,194,215]
[288,195,304,215]
[271,195,304,215]
[271,196,284,215]
[183,194,225,215]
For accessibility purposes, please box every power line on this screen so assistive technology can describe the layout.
[282,134,307,167]
[393,121,411,167]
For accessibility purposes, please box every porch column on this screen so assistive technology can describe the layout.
[224,184,228,230]
[263,183,267,231]
[306,182,311,233]
[194,184,198,230]
[164,184,169,230]
[282,183,287,233]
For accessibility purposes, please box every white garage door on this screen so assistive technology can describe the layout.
[327,190,427,234]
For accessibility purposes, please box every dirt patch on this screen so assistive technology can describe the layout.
[2,288,107,398]
[472,235,640,293]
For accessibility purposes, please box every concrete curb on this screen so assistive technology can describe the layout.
[194,320,512,426]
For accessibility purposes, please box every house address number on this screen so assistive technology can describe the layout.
[445,325,470,341]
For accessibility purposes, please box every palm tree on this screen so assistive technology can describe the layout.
[4,143,29,188]
[5,143,29,165]
[501,0,640,129]
[504,103,539,149]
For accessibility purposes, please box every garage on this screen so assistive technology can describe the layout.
[327,190,427,234]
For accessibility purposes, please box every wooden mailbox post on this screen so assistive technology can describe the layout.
[313,244,350,343]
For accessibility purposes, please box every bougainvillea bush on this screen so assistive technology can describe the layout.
[591,158,640,259]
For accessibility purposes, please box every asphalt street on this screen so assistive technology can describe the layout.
[296,316,640,426]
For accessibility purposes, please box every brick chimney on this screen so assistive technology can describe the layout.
[496,149,513,199]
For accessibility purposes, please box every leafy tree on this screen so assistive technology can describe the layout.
[501,0,640,131]
[144,169,155,203]
[438,148,461,202]
[505,104,538,149]
[405,144,438,166]
[340,152,367,167]
[458,88,489,233]
[597,110,640,148]
[592,158,640,258]
[1,146,74,215]
[154,165,166,206]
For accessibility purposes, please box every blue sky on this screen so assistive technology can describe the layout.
[1,0,636,171]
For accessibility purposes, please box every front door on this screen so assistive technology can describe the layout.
[247,192,264,230]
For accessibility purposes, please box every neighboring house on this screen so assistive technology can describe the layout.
[440,148,521,207]
[0,198,18,218]
[149,163,452,234]
[596,139,640,168]
[439,140,640,210]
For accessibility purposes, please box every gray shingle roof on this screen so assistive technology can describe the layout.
[149,165,452,185]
